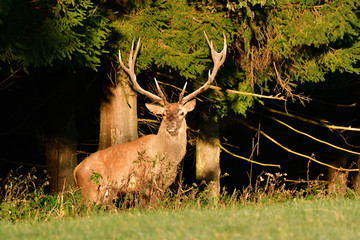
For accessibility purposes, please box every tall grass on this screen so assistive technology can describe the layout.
[0,167,106,222]
[0,167,358,223]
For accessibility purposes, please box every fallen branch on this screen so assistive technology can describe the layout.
[240,121,359,172]
[284,179,327,184]
[219,143,281,168]
[268,116,360,156]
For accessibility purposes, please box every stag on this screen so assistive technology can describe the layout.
[74,32,227,204]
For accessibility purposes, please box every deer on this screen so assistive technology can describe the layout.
[74,32,227,205]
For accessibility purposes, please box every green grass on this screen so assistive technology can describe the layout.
[1,198,360,240]
[1,168,360,239]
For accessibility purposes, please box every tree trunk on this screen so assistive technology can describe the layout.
[98,71,138,150]
[327,153,350,195]
[196,119,221,198]
[42,74,79,193]
[351,156,360,192]
[45,117,78,192]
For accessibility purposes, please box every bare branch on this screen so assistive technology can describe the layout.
[273,61,311,105]
[240,120,359,172]
[209,85,286,101]
[268,116,360,156]
[0,65,23,89]
[263,106,360,132]
[219,143,281,168]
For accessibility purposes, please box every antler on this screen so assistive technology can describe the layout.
[180,31,227,104]
[119,39,167,105]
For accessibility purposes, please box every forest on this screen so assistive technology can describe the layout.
[1,0,360,208]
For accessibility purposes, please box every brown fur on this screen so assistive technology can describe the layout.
[75,32,226,205]
[74,100,196,204]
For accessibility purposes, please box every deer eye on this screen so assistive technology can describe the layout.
[179,112,185,116]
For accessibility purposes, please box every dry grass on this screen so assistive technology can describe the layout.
[0,167,359,223]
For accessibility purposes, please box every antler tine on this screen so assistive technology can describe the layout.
[154,78,168,104]
[128,39,136,70]
[181,32,227,104]
[178,82,188,103]
[119,39,164,105]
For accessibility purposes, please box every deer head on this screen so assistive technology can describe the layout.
[118,31,227,135]
[144,100,196,136]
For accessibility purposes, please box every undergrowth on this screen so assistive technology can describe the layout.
[0,167,358,223]
[0,168,106,223]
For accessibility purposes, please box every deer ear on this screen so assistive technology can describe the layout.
[145,103,164,115]
[184,99,196,113]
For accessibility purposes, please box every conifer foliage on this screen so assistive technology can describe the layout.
[225,0,360,114]
[113,0,233,81]
[1,0,360,193]
[113,0,360,117]
[0,0,110,72]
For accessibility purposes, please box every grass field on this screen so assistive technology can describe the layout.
[1,198,360,240]
[2,169,360,239]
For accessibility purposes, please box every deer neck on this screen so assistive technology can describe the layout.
[154,119,187,162]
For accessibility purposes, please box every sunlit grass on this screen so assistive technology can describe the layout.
[1,168,360,239]
[1,198,360,240]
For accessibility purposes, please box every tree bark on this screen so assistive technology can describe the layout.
[327,152,350,195]
[41,75,79,193]
[351,156,360,192]
[45,117,78,192]
[196,119,221,198]
[98,71,138,150]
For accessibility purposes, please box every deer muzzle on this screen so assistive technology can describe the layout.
[166,122,177,134]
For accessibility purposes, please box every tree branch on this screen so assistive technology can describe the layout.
[209,85,286,101]
[273,61,311,105]
[240,120,359,172]
[262,106,360,132]
[268,116,360,156]
[219,143,281,168]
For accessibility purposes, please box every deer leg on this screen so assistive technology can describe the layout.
[80,183,110,206]
[78,185,99,205]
